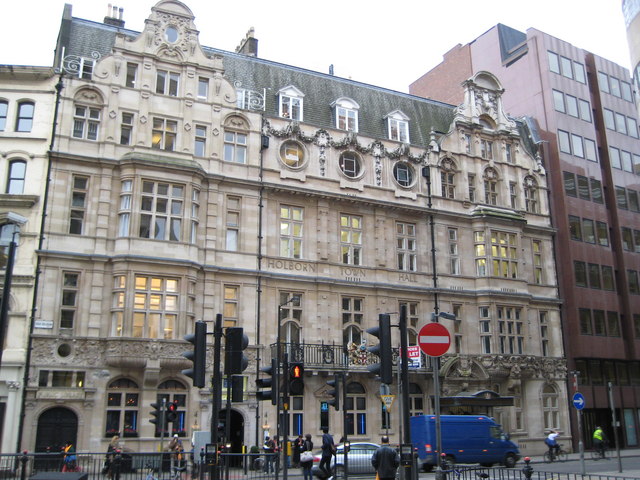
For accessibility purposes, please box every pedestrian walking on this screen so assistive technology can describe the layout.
[371,436,399,480]
[299,434,314,480]
[103,435,120,478]
[319,428,335,478]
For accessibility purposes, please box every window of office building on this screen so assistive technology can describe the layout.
[396,222,416,271]
[132,275,179,338]
[69,175,89,235]
[497,306,523,354]
[226,196,240,251]
[6,159,26,194]
[60,272,80,330]
[73,105,100,140]
[280,205,303,259]
[345,382,367,435]
[152,117,177,151]
[139,180,184,241]
[105,379,140,438]
[156,70,179,96]
[340,214,362,265]
[120,112,134,145]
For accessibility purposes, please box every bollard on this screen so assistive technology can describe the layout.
[200,448,205,480]
[435,453,448,480]
[20,450,28,480]
[522,457,533,480]
[114,448,122,480]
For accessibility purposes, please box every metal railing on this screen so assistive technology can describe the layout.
[269,343,429,372]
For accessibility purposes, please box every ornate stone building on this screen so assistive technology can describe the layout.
[0,65,57,452]
[11,0,565,456]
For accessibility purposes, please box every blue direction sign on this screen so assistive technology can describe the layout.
[573,392,585,410]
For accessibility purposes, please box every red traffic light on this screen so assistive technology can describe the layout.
[291,364,303,378]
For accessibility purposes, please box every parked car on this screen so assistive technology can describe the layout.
[312,442,380,477]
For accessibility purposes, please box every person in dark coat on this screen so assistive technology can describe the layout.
[371,436,399,480]
[319,428,335,478]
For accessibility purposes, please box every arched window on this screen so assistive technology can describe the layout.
[16,101,34,132]
[105,378,140,438]
[542,383,559,430]
[343,325,362,347]
[345,382,367,435]
[156,380,187,437]
[0,100,7,131]
[524,176,539,213]
[6,160,26,194]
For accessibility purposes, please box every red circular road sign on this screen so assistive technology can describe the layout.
[418,322,451,357]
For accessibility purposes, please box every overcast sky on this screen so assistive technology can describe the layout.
[1,0,632,93]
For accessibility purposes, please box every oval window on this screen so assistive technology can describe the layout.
[339,152,361,178]
[393,162,414,187]
[279,141,305,168]
[58,343,72,357]
[165,26,179,43]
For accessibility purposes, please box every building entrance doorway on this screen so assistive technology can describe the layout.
[219,409,245,465]
[35,407,78,453]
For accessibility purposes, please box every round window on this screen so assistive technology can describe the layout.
[339,152,361,178]
[393,162,414,187]
[57,343,72,357]
[279,141,305,168]
[165,26,179,43]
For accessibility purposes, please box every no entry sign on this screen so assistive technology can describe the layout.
[418,322,451,357]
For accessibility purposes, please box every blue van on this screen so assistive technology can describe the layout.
[410,415,520,470]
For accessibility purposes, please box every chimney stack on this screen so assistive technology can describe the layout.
[235,28,258,57]
[104,4,125,28]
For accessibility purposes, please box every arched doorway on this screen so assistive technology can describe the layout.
[35,407,78,453]
[219,409,245,466]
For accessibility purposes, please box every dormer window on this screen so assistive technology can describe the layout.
[332,98,359,132]
[386,110,410,143]
[278,86,304,121]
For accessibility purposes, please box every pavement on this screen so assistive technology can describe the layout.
[525,447,640,478]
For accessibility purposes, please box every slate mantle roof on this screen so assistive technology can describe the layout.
[56,10,457,149]
[55,6,539,157]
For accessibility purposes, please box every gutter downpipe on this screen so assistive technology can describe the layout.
[16,73,64,452]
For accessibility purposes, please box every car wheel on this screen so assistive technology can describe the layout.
[503,453,517,468]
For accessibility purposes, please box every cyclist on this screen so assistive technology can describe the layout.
[593,426,607,459]
[545,430,560,460]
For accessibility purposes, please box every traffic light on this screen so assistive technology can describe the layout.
[256,358,278,404]
[182,320,207,388]
[326,373,340,411]
[289,362,304,396]
[150,401,165,427]
[166,400,179,422]
[225,327,249,375]
[367,313,393,384]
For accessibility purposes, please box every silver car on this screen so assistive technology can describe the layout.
[312,442,380,476]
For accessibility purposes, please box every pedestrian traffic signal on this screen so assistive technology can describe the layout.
[367,313,393,384]
[289,362,304,396]
[326,373,340,411]
[256,358,278,405]
[182,320,207,388]
[150,401,165,427]
[225,327,249,375]
[166,400,179,422]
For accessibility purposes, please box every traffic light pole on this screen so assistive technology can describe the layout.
[210,314,223,480]
[282,353,289,480]
[399,305,413,480]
